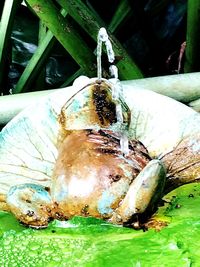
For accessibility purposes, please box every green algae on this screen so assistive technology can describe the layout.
[1,183,200,266]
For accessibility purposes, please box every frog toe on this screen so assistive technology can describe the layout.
[6,184,53,228]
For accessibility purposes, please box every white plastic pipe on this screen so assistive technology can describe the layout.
[1,72,200,125]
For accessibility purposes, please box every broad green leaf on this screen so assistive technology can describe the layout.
[1,183,200,266]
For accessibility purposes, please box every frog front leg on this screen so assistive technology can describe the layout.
[109,159,166,226]
[6,184,53,228]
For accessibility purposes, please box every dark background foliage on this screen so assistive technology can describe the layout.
[1,0,187,94]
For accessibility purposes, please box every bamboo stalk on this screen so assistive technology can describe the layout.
[56,0,143,80]
[13,29,55,93]
[184,0,200,72]
[26,0,96,78]
[108,0,131,33]
[35,20,47,90]
[38,20,47,42]
[2,72,200,125]
[0,0,21,92]
[62,0,132,86]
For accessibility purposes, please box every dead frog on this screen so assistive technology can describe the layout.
[6,77,166,228]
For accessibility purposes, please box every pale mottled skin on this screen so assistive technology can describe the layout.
[6,80,166,228]
[51,129,151,220]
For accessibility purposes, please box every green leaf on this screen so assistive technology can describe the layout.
[1,183,200,266]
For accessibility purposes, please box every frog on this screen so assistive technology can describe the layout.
[2,25,200,229]
[5,77,166,228]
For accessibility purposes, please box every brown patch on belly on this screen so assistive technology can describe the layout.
[52,129,151,219]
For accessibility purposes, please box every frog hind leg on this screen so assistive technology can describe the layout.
[6,183,53,228]
[109,159,166,226]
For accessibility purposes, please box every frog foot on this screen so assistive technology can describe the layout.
[6,184,53,228]
[109,159,166,226]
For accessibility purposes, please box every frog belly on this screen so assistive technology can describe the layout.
[51,130,150,220]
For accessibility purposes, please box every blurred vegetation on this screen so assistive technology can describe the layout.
[0,0,190,95]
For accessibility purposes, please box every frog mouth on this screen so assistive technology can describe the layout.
[92,81,117,126]
[58,79,131,131]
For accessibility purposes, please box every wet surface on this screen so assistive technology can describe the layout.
[1,183,200,266]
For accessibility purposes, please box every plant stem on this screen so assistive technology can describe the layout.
[184,0,200,72]
[35,20,47,90]
[14,8,68,94]
[56,0,143,80]
[26,0,96,78]
[61,68,83,87]
[108,0,131,33]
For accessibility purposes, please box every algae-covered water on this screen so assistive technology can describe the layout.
[1,183,200,267]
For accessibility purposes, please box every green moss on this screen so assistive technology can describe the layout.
[1,183,200,266]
